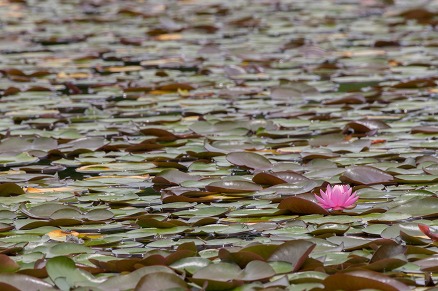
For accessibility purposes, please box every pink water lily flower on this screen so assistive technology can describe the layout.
[418,224,438,241]
[314,184,359,211]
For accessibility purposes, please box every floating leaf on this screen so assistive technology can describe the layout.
[135,272,188,291]
[0,273,56,290]
[340,166,394,185]
[205,181,262,193]
[153,169,200,185]
[46,256,95,290]
[0,255,19,273]
[387,197,438,218]
[270,83,319,100]
[191,262,243,291]
[268,240,315,271]
[47,243,93,257]
[0,183,25,197]
[170,257,211,274]
[278,197,329,215]
[411,126,438,134]
[226,152,272,170]
[238,260,276,281]
[322,270,410,291]
[253,171,308,186]
[84,209,114,221]
[344,119,390,135]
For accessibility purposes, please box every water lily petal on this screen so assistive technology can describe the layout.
[314,194,330,209]
[315,184,359,211]
[331,186,343,205]
[320,189,330,202]
[344,192,359,206]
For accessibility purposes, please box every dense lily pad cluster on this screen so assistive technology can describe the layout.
[0,0,438,290]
